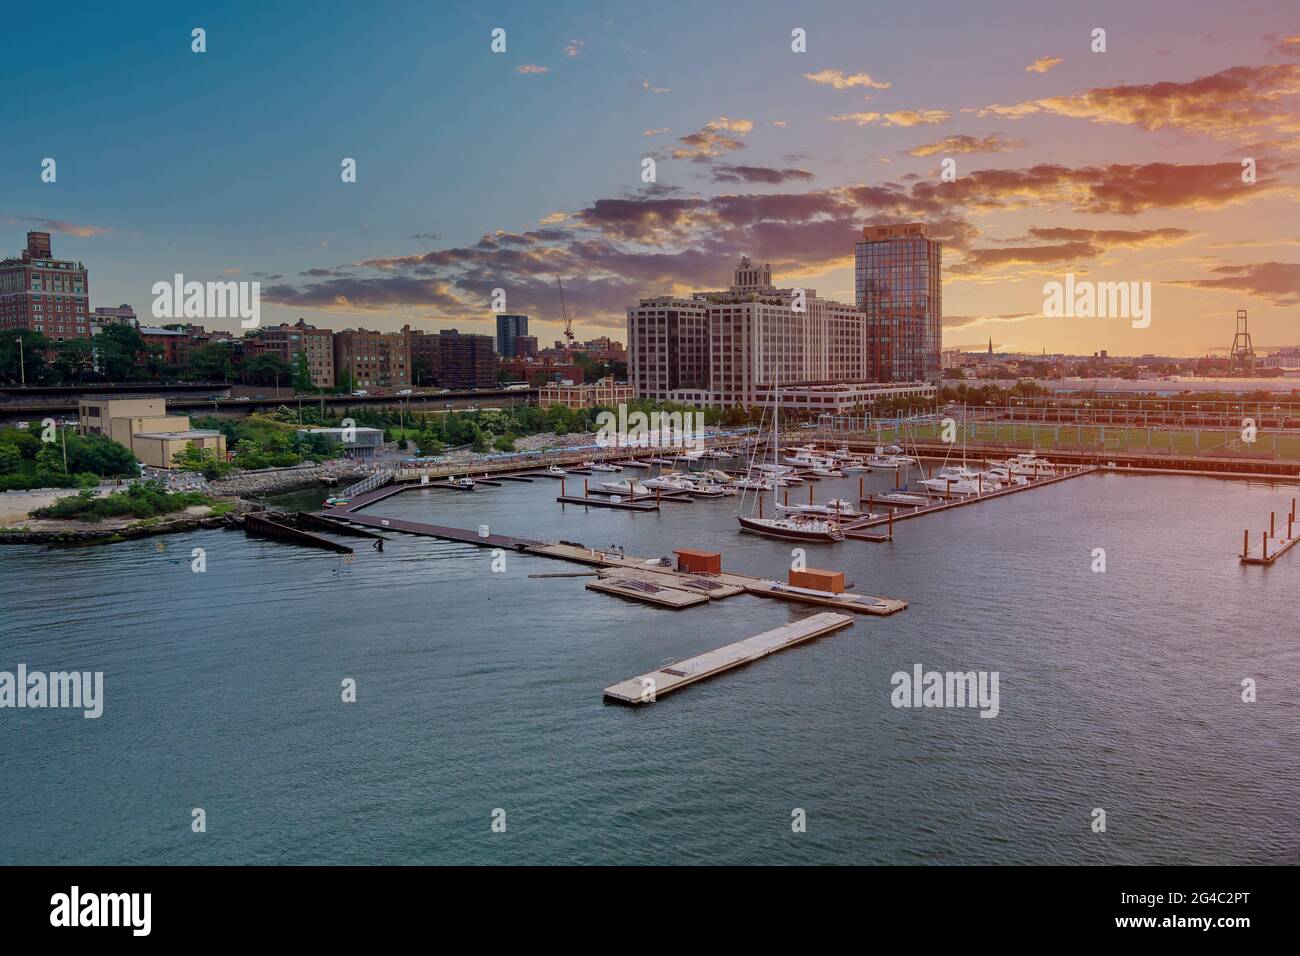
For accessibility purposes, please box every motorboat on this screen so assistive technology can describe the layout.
[588,462,623,473]
[599,479,650,496]
[546,464,567,476]
[449,476,476,489]
[921,473,998,496]
[811,466,845,478]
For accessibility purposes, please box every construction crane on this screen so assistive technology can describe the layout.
[556,276,575,349]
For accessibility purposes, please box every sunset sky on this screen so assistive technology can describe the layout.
[4,0,1299,355]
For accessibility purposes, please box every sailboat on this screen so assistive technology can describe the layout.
[736,369,844,542]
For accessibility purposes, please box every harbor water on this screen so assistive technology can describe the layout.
[2,466,1297,864]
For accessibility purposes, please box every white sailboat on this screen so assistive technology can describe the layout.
[737,368,844,542]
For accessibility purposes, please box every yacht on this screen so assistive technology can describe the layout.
[1000,453,1058,477]
[738,513,846,542]
[598,478,650,496]
[921,471,998,496]
[588,462,622,473]
[981,465,1027,486]
[811,465,845,478]
[546,464,567,476]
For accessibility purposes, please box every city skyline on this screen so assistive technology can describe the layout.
[4,0,1298,356]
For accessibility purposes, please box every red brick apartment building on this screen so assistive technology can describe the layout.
[0,232,91,342]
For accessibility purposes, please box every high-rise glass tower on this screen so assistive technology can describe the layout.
[495,313,529,358]
[854,224,942,383]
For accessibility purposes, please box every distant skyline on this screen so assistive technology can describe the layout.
[4,0,1298,356]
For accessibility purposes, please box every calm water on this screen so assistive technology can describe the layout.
[2,466,1297,865]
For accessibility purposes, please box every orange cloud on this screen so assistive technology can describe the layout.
[804,68,891,90]
[1025,56,1062,74]
[974,64,1300,137]
[906,134,1027,157]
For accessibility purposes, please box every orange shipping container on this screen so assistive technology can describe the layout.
[789,568,844,593]
[674,548,722,574]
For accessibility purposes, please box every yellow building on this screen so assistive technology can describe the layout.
[78,397,227,468]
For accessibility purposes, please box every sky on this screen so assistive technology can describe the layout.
[3,0,1298,356]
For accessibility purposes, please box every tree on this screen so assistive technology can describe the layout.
[189,342,233,382]
[0,331,52,385]
[51,338,95,385]
[0,444,21,476]
[94,324,147,381]
[293,351,312,391]
[241,354,294,387]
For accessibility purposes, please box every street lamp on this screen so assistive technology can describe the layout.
[14,337,25,386]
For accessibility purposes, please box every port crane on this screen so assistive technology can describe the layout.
[556,276,575,350]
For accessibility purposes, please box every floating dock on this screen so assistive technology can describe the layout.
[585,575,708,609]
[849,465,1097,529]
[1240,502,1298,565]
[603,612,854,704]
[244,512,353,553]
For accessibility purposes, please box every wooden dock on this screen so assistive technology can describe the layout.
[1240,503,1299,565]
[585,575,709,609]
[557,494,661,511]
[598,566,745,599]
[848,465,1098,529]
[319,485,909,613]
[318,510,542,550]
[603,612,854,704]
[244,512,353,553]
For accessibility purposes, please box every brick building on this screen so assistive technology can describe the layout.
[0,232,91,342]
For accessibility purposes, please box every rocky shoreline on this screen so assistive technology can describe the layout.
[207,462,368,498]
[0,506,241,546]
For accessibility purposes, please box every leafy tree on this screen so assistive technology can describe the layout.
[0,444,21,475]
[240,354,294,387]
[188,342,233,382]
[94,324,148,381]
[293,350,312,391]
[0,331,52,385]
[51,338,95,385]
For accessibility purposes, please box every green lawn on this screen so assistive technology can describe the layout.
[876,421,1300,459]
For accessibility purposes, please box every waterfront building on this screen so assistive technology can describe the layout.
[77,397,225,467]
[495,314,529,358]
[0,232,91,343]
[855,223,942,384]
[1260,347,1300,370]
[538,376,634,410]
[332,326,412,390]
[627,257,867,408]
[296,426,384,459]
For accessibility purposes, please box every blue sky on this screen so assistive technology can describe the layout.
[5,0,1298,354]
